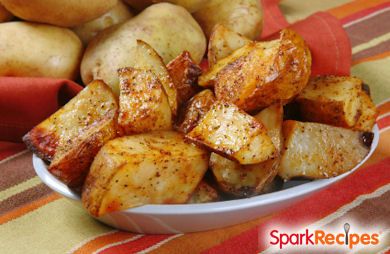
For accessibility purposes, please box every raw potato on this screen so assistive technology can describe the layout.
[188,181,219,203]
[123,0,207,12]
[175,89,216,134]
[0,3,13,22]
[0,0,117,27]
[81,3,206,95]
[117,67,172,135]
[82,131,209,216]
[214,29,312,112]
[73,1,133,45]
[167,51,202,107]
[0,22,83,79]
[208,24,251,67]
[23,81,118,187]
[210,104,283,197]
[296,76,363,128]
[354,91,378,132]
[278,121,371,180]
[193,0,263,39]
[186,101,276,164]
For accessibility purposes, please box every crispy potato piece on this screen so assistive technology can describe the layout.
[166,51,202,107]
[214,29,311,112]
[198,42,255,87]
[24,80,118,187]
[187,180,219,203]
[134,40,178,115]
[354,90,378,132]
[278,121,371,180]
[117,67,172,135]
[210,104,283,197]
[208,24,251,67]
[296,76,363,128]
[186,101,275,164]
[175,89,216,133]
[82,131,209,216]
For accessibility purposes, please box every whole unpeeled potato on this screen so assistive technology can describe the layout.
[0,3,12,22]
[81,3,206,95]
[73,1,133,45]
[193,0,263,39]
[124,0,207,13]
[0,22,83,79]
[0,0,117,27]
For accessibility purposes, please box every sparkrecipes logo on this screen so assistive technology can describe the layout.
[269,223,380,250]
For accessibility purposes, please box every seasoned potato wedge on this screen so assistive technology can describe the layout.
[82,131,209,216]
[296,76,363,128]
[198,42,255,87]
[214,29,311,112]
[166,51,202,107]
[134,40,178,115]
[278,121,371,180]
[354,90,378,132]
[117,67,172,135]
[210,104,283,197]
[188,180,219,203]
[186,101,275,164]
[175,89,216,134]
[208,24,251,67]
[24,80,118,187]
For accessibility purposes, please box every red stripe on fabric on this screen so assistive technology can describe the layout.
[378,115,390,130]
[99,235,171,254]
[203,158,390,254]
[260,0,289,38]
[0,142,25,161]
[340,2,390,25]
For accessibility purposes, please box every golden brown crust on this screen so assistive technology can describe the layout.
[23,127,58,162]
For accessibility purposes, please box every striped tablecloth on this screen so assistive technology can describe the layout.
[1,0,389,253]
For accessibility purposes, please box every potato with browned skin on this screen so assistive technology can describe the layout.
[24,81,118,187]
[186,101,275,164]
[188,181,219,203]
[278,121,371,180]
[82,131,209,216]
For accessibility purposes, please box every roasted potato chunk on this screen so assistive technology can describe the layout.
[354,90,378,132]
[296,76,363,128]
[24,80,118,187]
[188,180,219,203]
[208,24,251,67]
[198,42,255,87]
[186,101,275,164]
[175,89,216,133]
[117,67,172,135]
[214,29,311,112]
[278,121,371,180]
[210,104,283,197]
[166,51,202,107]
[82,131,209,216]
[133,40,178,115]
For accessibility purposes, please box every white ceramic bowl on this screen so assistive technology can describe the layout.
[33,125,379,234]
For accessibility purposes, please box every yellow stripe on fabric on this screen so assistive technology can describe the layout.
[280,0,353,23]
[352,57,390,104]
[352,32,390,54]
[0,176,41,202]
[0,198,112,254]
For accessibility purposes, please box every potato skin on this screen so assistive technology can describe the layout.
[0,0,117,27]
[81,3,206,94]
[187,180,219,203]
[214,29,311,112]
[278,121,370,180]
[73,1,133,45]
[117,67,172,135]
[193,0,263,39]
[123,0,207,12]
[353,90,378,132]
[82,131,209,217]
[0,22,82,80]
[0,3,13,22]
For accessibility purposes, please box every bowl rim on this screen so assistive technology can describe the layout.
[33,125,379,215]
